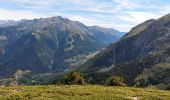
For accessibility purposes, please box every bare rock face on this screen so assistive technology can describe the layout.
[0,16,124,77]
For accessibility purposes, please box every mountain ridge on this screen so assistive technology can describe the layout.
[80,13,170,89]
[0,16,125,77]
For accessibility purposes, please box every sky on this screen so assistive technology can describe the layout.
[0,0,170,31]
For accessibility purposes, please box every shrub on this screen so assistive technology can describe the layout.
[165,84,170,90]
[135,75,150,87]
[106,76,126,86]
[63,71,85,85]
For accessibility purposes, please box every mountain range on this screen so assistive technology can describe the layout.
[0,16,124,77]
[1,13,170,89]
[81,13,170,89]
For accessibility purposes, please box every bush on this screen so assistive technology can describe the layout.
[63,71,85,85]
[165,84,170,90]
[106,76,126,86]
[135,75,150,87]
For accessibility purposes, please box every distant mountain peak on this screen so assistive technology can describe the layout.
[0,16,124,77]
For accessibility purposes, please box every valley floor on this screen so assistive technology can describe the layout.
[0,85,170,100]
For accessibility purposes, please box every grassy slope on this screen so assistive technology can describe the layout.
[0,85,170,100]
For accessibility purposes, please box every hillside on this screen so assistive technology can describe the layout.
[80,13,170,88]
[0,17,124,77]
[0,85,170,100]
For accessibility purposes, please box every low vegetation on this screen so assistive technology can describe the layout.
[135,63,170,90]
[63,71,85,85]
[106,76,126,86]
[0,85,170,100]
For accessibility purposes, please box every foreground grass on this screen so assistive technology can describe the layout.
[0,85,170,100]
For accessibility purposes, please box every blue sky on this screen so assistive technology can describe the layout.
[0,0,170,31]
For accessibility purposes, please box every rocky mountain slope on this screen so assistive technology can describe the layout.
[0,16,124,77]
[81,13,170,89]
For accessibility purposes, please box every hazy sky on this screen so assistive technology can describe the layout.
[0,0,170,31]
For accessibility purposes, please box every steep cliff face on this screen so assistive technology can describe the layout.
[81,13,170,87]
[0,16,124,77]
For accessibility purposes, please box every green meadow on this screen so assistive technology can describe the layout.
[0,85,170,100]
